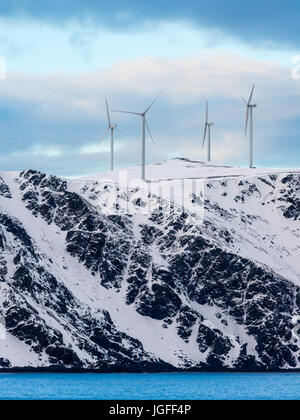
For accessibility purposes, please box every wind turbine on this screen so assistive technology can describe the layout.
[101,99,117,171]
[242,84,257,169]
[113,93,160,181]
[202,100,214,163]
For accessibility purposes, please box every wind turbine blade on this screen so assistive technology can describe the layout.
[145,118,156,145]
[100,127,110,143]
[248,84,255,105]
[112,110,141,116]
[144,91,162,114]
[106,99,111,127]
[241,97,248,105]
[202,124,208,147]
[245,108,249,136]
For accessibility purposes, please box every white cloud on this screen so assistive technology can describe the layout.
[3,51,299,116]
[12,144,67,158]
[77,137,127,155]
[209,131,248,163]
[170,130,248,165]
[32,145,66,157]
[77,143,104,155]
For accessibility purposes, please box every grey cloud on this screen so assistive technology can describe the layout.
[0,1,299,48]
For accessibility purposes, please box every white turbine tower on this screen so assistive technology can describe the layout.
[113,93,160,180]
[101,99,117,171]
[202,100,214,163]
[242,85,257,169]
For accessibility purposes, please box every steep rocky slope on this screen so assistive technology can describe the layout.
[0,159,299,371]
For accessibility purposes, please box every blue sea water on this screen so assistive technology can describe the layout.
[0,372,299,400]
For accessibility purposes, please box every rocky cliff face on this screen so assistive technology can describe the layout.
[0,160,299,371]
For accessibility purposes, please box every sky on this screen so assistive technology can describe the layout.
[0,0,300,177]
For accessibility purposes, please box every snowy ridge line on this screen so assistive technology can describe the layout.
[145,171,300,184]
[67,170,300,185]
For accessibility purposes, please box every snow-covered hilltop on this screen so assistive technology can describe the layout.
[0,158,299,371]
[78,158,300,183]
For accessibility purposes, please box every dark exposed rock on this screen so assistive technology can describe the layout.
[136,283,182,321]
[0,213,37,257]
[0,178,11,199]
[45,346,82,368]
[197,324,232,357]
[0,358,11,368]
[177,306,201,342]
[278,175,300,220]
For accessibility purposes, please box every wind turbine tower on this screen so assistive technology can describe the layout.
[242,85,257,169]
[203,100,214,163]
[101,99,117,171]
[113,93,160,181]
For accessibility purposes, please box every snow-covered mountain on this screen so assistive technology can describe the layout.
[0,158,299,371]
